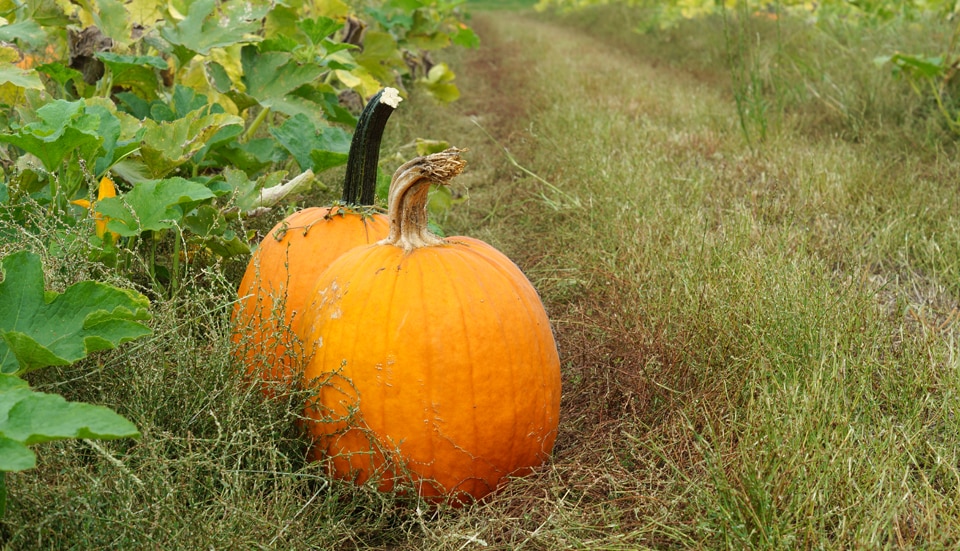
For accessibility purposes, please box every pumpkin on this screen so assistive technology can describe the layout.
[299,149,562,503]
[231,88,399,386]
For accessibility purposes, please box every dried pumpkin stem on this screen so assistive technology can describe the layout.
[381,148,467,251]
[342,88,402,206]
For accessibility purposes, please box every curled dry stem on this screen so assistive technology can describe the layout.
[381,148,467,252]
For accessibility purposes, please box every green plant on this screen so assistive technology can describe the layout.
[875,18,960,136]
[299,149,562,504]
[0,0,477,294]
[0,250,150,516]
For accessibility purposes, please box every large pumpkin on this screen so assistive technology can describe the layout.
[232,89,399,386]
[299,149,562,503]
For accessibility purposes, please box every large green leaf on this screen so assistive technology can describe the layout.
[0,374,139,453]
[159,0,265,65]
[96,178,217,236]
[270,113,351,172]
[0,20,47,48]
[0,66,43,90]
[0,372,139,516]
[240,45,325,119]
[96,53,166,99]
[0,100,105,171]
[0,251,152,375]
[354,31,407,84]
[138,110,243,177]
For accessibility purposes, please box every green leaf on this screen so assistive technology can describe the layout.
[241,45,325,116]
[84,0,132,47]
[35,63,85,91]
[270,113,351,172]
[0,21,47,48]
[355,31,407,84]
[0,100,104,171]
[0,251,152,375]
[0,437,35,472]
[451,26,480,49]
[138,111,243,178]
[0,373,139,469]
[97,53,166,98]
[887,53,945,80]
[159,0,265,64]
[96,177,217,236]
[298,16,343,46]
[0,65,43,90]
[418,62,460,103]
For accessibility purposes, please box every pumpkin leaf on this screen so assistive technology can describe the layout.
[0,374,139,453]
[0,100,104,171]
[96,52,166,99]
[240,45,326,118]
[96,178,217,236]
[0,66,43,90]
[270,113,351,172]
[0,251,152,375]
[0,372,139,517]
[418,62,459,103]
[159,0,264,65]
[138,110,243,178]
[0,20,47,48]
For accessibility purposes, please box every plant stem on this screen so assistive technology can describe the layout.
[172,227,181,296]
[384,148,466,251]
[342,88,402,206]
[242,107,271,144]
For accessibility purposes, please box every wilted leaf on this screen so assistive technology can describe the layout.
[0,251,151,375]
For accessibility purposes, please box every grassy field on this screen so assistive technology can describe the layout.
[4,5,960,549]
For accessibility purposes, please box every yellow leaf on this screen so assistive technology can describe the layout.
[335,68,381,98]
[314,0,349,19]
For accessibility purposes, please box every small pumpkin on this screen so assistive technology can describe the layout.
[232,88,400,386]
[299,149,562,503]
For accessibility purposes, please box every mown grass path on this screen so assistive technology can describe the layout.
[395,10,960,549]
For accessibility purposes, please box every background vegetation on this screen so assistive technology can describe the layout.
[2,0,960,548]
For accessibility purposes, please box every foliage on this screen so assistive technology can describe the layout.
[0,0,477,294]
[0,250,148,517]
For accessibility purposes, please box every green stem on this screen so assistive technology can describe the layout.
[342,88,402,206]
[242,107,271,144]
[171,228,181,296]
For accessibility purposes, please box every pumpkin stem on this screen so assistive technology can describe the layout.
[381,148,467,251]
[342,88,402,206]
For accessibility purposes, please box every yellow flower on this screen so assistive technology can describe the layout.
[72,176,118,240]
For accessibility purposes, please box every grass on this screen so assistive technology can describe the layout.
[3,4,960,549]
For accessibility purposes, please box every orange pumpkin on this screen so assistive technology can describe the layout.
[232,88,400,387]
[299,149,562,503]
